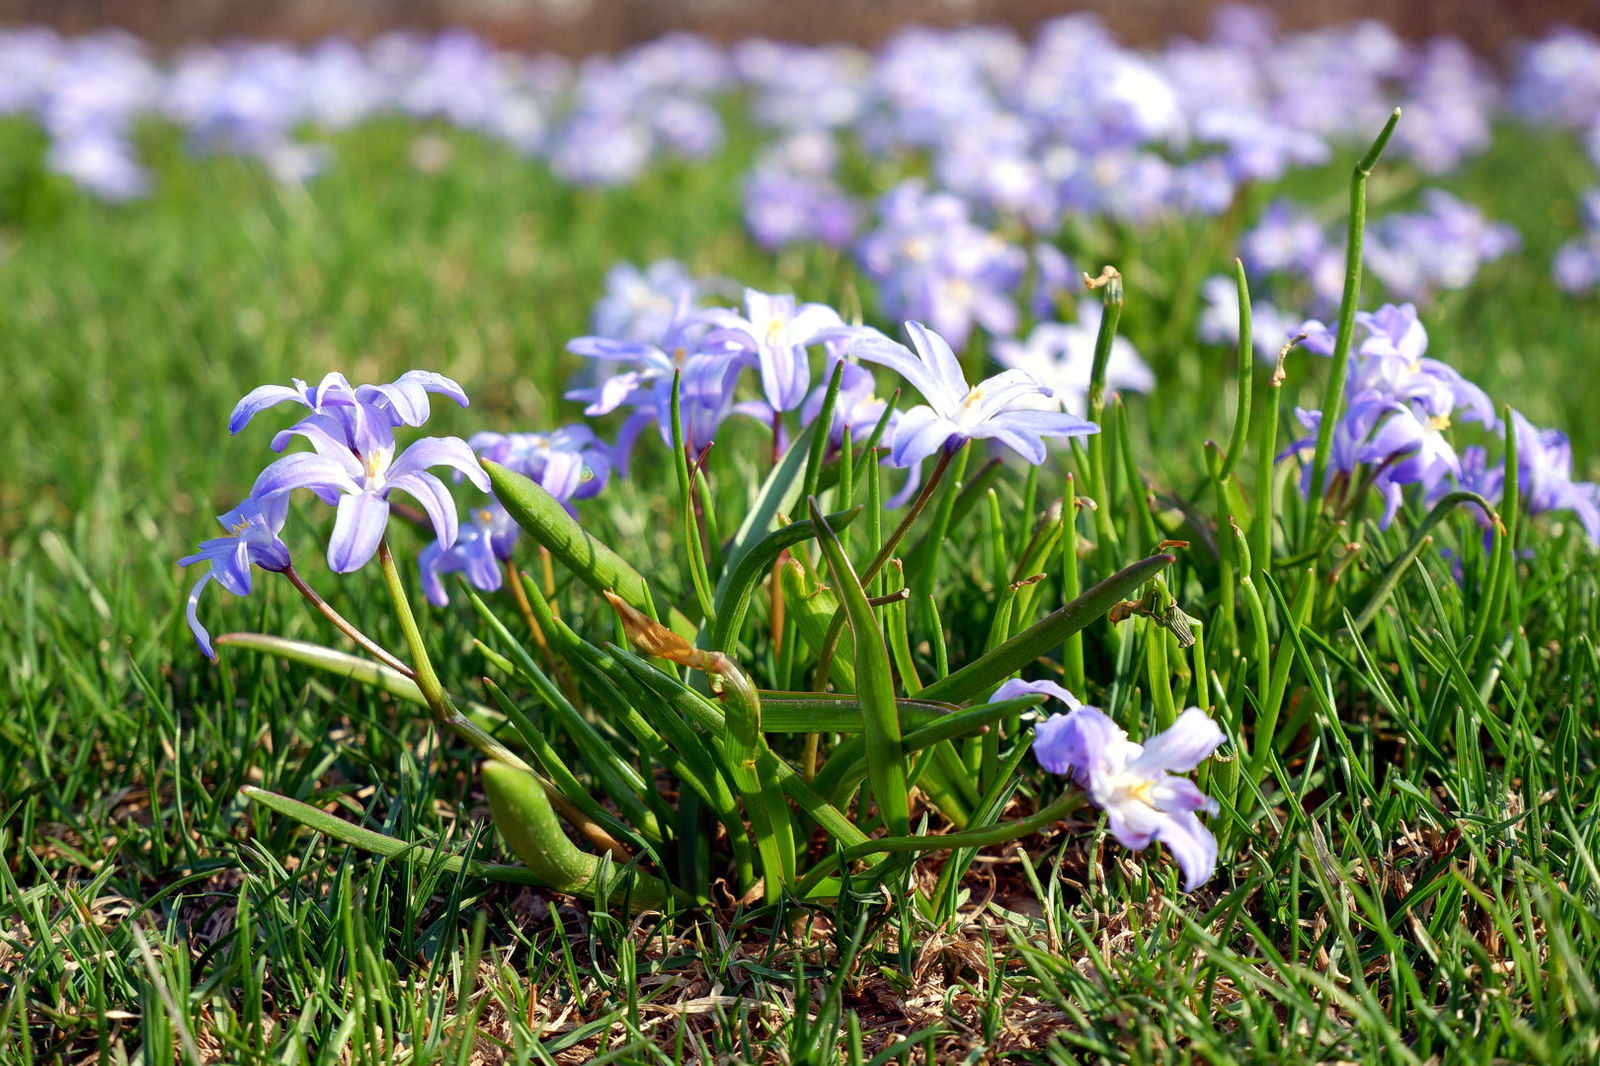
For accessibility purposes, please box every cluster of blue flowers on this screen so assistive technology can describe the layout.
[9,12,1599,297]
[1280,303,1599,540]
[181,371,487,655]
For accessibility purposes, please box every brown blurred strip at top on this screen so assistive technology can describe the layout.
[3,0,1597,55]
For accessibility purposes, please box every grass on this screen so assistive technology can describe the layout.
[4,101,1600,1064]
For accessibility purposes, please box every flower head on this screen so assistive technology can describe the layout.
[178,493,292,658]
[469,425,613,508]
[849,320,1098,468]
[418,500,519,606]
[699,288,846,412]
[240,371,491,574]
[1035,705,1224,891]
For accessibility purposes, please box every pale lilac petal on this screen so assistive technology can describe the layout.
[889,406,960,468]
[1032,706,1120,786]
[185,571,217,660]
[252,452,361,505]
[850,335,949,409]
[1128,708,1225,776]
[397,370,469,408]
[418,542,451,607]
[388,472,460,550]
[327,492,391,573]
[1149,776,1220,815]
[1154,809,1220,891]
[229,384,307,434]
[388,436,491,491]
[272,415,370,471]
[790,302,846,341]
[991,678,1080,709]
[972,421,1048,465]
[904,321,969,404]
[968,369,1051,420]
[1104,806,1158,851]
[211,538,255,597]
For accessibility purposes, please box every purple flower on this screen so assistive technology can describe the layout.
[589,259,699,346]
[251,409,490,574]
[469,425,613,508]
[798,360,899,449]
[855,180,1025,349]
[179,493,292,658]
[849,321,1098,467]
[699,289,846,412]
[418,500,519,606]
[1511,410,1600,543]
[1034,705,1224,892]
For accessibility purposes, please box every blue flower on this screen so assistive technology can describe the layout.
[1034,705,1224,892]
[179,494,292,658]
[418,501,519,606]
[469,425,613,507]
[699,288,846,412]
[250,404,490,574]
[849,320,1098,468]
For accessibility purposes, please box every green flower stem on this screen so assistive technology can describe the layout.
[794,790,1089,900]
[1303,108,1401,543]
[1061,474,1086,695]
[280,564,414,678]
[1146,616,1177,732]
[1085,268,1124,570]
[909,442,972,593]
[669,371,717,623]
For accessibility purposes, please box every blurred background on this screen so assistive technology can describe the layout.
[4,0,1598,52]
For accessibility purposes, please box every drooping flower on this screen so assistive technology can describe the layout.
[849,320,1098,468]
[1034,705,1224,892]
[417,500,520,606]
[179,493,292,658]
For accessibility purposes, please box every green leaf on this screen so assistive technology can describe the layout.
[810,496,909,837]
[484,458,692,636]
[710,506,862,654]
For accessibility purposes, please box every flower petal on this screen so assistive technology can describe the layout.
[252,451,361,504]
[1032,706,1121,786]
[904,321,969,406]
[991,678,1080,709]
[388,435,492,491]
[327,492,391,573]
[1128,707,1225,776]
[185,570,217,660]
[229,384,306,434]
[888,405,959,468]
[389,471,459,550]
[1154,809,1220,892]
